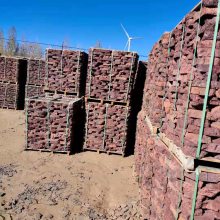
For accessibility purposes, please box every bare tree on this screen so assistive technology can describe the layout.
[27,43,43,59]
[18,35,43,59]
[6,27,19,56]
[18,42,28,57]
[0,28,4,55]
[94,41,102,48]
[0,27,43,58]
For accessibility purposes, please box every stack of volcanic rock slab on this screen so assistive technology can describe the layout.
[84,48,139,156]
[25,58,46,98]
[45,49,88,97]
[141,0,220,162]
[135,0,220,219]
[136,114,220,220]
[25,48,88,153]
[136,112,220,220]
[25,94,83,153]
[0,56,27,109]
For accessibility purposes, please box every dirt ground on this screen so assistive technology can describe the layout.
[0,109,141,220]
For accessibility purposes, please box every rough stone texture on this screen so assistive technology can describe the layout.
[0,56,27,84]
[135,110,220,220]
[0,57,23,83]
[0,57,27,109]
[46,49,88,96]
[0,82,26,110]
[134,111,149,179]
[84,49,142,156]
[26,94,83,153]
[84,102,131,155]
[86,48,139,103]
[0,82,18,109]
[27,59,46,86]
[25,85,44,99]
[142,1,220,161]
[135,1,220,219]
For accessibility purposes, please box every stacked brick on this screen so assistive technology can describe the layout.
[26,94,83,153]
[84,102,131,155]
[142,0,220,161]
[25,84,44,98]
[134,111,149,179]
[25,59,46,98]
[25,49,88,154]
[159,2,220,162]
[86,48,138,102]
[142,32,170,127]
[45,49,88,97]
[84,48,139,155]
[0,56,27,109]
[135,0,220,219]
[136,113,220,220]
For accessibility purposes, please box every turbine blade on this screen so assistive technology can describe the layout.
[124,40,129,50]
[121,23,130,38]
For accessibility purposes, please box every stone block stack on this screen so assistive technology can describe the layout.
[45,49,88,97]
[25,58,46,98]
[84,48,139,155]
[135,0,220,219]
[86,49,139,102]
[25,48,88,153]
[158,2,220,162]
[0,56,27,109]
[25,94,83,153]
[136,115,220,220]
[84,102,132,154]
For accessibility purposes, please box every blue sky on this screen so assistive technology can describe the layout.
[1,0,199,60]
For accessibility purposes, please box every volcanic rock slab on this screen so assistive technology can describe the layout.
[84,101,132,155]
[135,110,220,220]
[142,1,220,161]
[46,49,88,96]
[25,85,44,98]
[27,59,46,85]
[86,48,139,103]
[26,94,83,153]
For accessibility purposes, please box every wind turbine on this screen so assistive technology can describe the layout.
[121,24,143,52]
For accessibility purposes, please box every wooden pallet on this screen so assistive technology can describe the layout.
[25,148,71,155]
[0,80,18,85]
[26,83,44,87]
[44,88,79,97]
[1,106,17,110]
[83,147,125,157]
[85,97,129,106]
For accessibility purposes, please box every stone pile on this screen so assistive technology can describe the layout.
[86,48,138,103]
[26,94,83,153]
[84,102,131,155]
[135,0,220,219]
[84,48,140,155]
[136,112,220,220]
[25,59,46,98]
[0,56,27,109]
[45,49,88,97]
[142,1,220,162]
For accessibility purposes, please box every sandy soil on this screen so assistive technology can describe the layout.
[0,109,141,220]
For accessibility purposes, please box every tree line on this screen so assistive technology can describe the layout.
[0,27,103,59]
[0,27,43,59]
